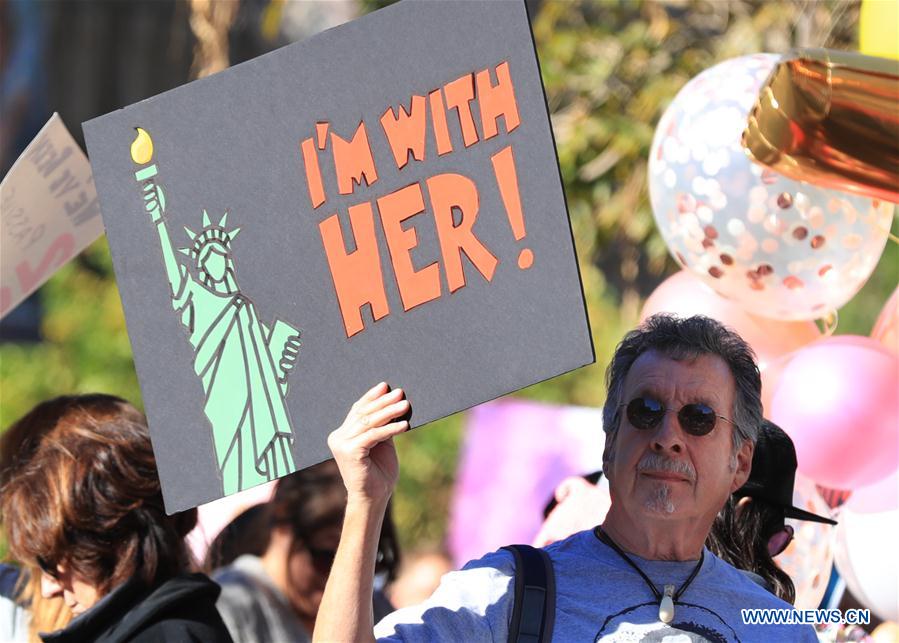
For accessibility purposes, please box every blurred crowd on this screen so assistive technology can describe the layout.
[1,1,895,642]
[0,378,889,641]
[0,393,445,641]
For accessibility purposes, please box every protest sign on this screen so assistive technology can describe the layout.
[83,0,593,512]
[1,114,103,320]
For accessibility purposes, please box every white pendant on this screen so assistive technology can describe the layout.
[659,585,675,623]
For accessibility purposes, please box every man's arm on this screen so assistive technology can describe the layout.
[313,383,410,643]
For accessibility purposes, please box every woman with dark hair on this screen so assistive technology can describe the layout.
[213,460,399,643]
[0,396,92,641]
[0,394,232,642]
[706,420,836,604]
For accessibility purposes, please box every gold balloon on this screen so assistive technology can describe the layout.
[860,0,899,61]
[130,127,154,165]
[743,49,899,204]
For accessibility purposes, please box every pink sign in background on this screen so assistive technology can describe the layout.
[448,399,604,567]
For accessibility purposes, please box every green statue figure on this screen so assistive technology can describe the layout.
[130,127,300,495]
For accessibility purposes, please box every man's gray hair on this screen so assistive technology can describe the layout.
[602,314,762,452]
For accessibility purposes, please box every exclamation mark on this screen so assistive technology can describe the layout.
[491,145,533,269]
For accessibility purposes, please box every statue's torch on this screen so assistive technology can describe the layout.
[131,128,165,223]
[130,127,184,298]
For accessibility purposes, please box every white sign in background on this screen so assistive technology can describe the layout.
[0,114,104,320]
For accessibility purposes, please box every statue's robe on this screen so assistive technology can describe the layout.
[173,277,296,494]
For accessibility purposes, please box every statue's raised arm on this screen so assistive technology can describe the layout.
[131,128,191,306]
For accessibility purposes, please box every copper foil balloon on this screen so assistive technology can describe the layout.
[743,49,899,204]
[649,54,893,321]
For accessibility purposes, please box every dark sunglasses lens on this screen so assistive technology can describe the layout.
[767,525,794,557]
[37,556,55,576]
[627,397,664,430]
[310,548,336,572]
[678,404,717,435]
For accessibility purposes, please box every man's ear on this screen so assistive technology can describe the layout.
[730,438,754,492]
[602,430,616,480]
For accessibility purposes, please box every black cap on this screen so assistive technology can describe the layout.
[734,420,837,525]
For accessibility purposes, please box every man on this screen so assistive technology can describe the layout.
[534,419,838,604]
[315,315,816,641]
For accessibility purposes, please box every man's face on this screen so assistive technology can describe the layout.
[603,350,752,526]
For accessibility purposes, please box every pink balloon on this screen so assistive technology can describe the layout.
[871,286,899,354]
[763,335,897,416]
[769,336,899,489]
[760,352,791,418]
[641,270,821,370]
[845,468,899,515]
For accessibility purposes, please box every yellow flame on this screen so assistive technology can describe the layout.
[130,128,154,165]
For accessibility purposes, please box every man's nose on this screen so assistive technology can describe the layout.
[40,572,63,599]
[651,411,685,454]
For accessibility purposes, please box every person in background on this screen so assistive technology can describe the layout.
[203,504,272,573]
[532,469,610,548]
[0,562,30,642]
[386,548,454,610]
[707,419,837,603]
[213,460,399,643]
[0,397,106,641]
[0,395,232,642]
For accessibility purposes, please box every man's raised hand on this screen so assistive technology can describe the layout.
[327,382,409,507]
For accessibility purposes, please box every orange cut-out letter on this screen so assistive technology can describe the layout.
[476,61,520,140]
[331,122,379,196]
[380,96,427,170]
[316,122,330,150]
[443,73,479,147]
[427,173,497,292]
[377,184,441,311]
[300,137,326,209]
[428,89,453,156]
[319,203,390,337]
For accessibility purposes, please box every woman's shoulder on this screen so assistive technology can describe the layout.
[106,573,232,643]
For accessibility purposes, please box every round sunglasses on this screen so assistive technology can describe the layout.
[620,396,738,436]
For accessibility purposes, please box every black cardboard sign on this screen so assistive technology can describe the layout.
[83,0,593,512]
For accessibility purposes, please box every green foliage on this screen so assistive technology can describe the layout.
[0,237,142,428]
[1,0,892,554]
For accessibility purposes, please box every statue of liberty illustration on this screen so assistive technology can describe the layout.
[129,127,301,495]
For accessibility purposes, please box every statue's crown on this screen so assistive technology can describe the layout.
[179,210,241,259]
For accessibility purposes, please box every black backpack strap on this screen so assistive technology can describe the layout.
[503,544,556,643]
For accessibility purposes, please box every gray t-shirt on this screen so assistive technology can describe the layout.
[374,529,817,642]
[214,555,311,643]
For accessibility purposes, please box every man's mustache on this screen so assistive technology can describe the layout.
[636,453,696,481]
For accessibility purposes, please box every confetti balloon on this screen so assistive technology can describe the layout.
[641,270,821,371]
[649,54,893,321]
[775,474,836,610]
